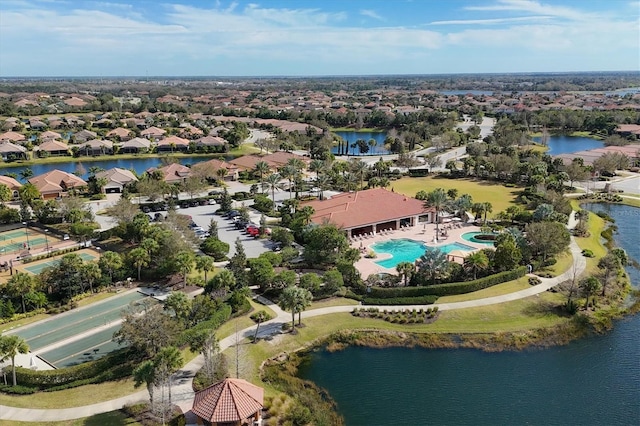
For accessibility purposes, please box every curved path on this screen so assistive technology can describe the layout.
[0,235,586,422]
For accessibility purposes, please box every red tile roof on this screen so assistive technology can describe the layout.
[304,188,432,229]
[262,151,309,167]
[192,378,263,423]
[29,170,87,195]
[229,155,278,171]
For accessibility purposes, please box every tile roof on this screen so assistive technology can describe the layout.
[262,151,309,167]
[140,126,166,137]
[229,155,278,171]
[0,175,22,190]
[96,168,138,185]
[29,170,87,194]
[304,188,432,229]
[122,137,151,149]
[37,140,69,152]
[192,378,263,423]
[158,135,190,146]
[0,131,26,142]
[0,141,27,154]
[150,163,191,183]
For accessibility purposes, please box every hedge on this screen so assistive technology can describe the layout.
[14,348,139,389]
[363,295,438,305]
[369,266,527,298]
[21,245,82,264]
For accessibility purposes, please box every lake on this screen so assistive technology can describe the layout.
[298,204,639,425]
[534,135,605,156]
[331,131,389,156]
[1,156,215,181]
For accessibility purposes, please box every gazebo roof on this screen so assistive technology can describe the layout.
[192,378,264,423]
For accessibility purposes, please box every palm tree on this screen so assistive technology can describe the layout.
[195,255,215,282]
[0,335,29,386]
[0,184,11,206]
[262,173,282,204]
[19,168,33,181]
[418,248,449,285]
[315,174,331,200]
[99,251,123,283]
[349,159,368,190]
[396,261,415,286]
[80,262,101,293]
[464,251,489,280]
[344,172,358,192]
[279,164,298,199]
[482,202,493,223]
[580,276,601,309]
[216,167,228,182]
[6,272,33,313]
[279,286,302,331]
[133,360,156,406]
[309,159,325,179]
[286,158,306,175]
[454,194,473,220]
[252,310,268,342]
[423,188,448,238]
[294,287,313,326]
[175,251,195,286]
[129,247,150,281]
[140,238,160,257]
[253,161,271,194]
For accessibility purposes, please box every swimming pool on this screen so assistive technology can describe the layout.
[461,232,496,245]
[373,239,475,269]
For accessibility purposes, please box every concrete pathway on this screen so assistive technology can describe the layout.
[0,213,586,422]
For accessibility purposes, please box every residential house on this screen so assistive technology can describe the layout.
[106,127,133,141]
[157,135,190,153]
[140,126,166,140]
[36,140,70,157]
[29,170,87,199]
[0,131,26,143]
[96,168,138,193]
[303,187,434,237]
[28,118,47,130]
[194,135,227,151]
[72,129,97,143]
[228,155,278,172]
[0,175,22,198]
[0,141,28,161]
[148,163,191,184]
[192,158,239,180]
[78,139,114,156]
[40,130,62,142]
[121,137,151,153]
[262,151,310,168]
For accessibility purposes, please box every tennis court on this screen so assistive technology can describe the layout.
[22,251,98,275]
[17,290,147,351]
[0,228,63,254]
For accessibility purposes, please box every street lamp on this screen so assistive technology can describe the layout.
[44,229,49,253]
[22,222,30,251]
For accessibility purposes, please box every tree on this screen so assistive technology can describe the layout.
[252,310,269,342]
[417,248,449,285]
[99,251,123,283]
[598,253,621,297]
[186,329,221,385]
[207,219,219,239]
[424,154,443,171]
[195,255,215,282]
[227,238,248,288]
[262,172,282,204]
[164,291,191,324]
[200,237,229,261]
[464,251,489,280]
[0,184,11,205]
[565,160,590,188]
[109,197,140,226]
[128,247,150,281]
[140,237,160,257]
[19,168,33,181]
[279,286,312,330]
[248,257,275,290]
[580,276,601,309]
[206,269,236,293]
[349,159,368,190]
[309,159,325,179]
[253,161,271,193]
[153,346,183,417]
[395,261,415,286]
[423,188,448,237]
[18,183,40,206]
[0,334,29,386]
[114,305,182,358]
[303,224,355,267]
[482,202,493,223]
[5,272,33,313]
[174,250,195,286]
[525,222,571,261]
[79,262,101,293]
[133,360,156,407]
[493,233,522,272]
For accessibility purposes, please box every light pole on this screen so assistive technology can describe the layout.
[44,229,49,253]
[22,222,30,251]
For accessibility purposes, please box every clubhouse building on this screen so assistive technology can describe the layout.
[304,188,434,237]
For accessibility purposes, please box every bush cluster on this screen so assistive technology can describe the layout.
[363,296,437,305]
[367,267,527,299]
[352,307,440,324]
[21,246,81,264]
[581,249,595,258]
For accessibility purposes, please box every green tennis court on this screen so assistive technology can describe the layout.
[0,237,48,253]
[0,230,27,240]
[24,252,97,275]
[40,325,124,368]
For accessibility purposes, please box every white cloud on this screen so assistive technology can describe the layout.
[430,16,552,25]
[360,9,385,21]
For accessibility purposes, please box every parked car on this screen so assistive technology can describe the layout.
[180,202,190,209]
[154,213,164,221]
[226,210,241,219]
[141,206,151,213]
[246,227,260,237]
[189,200,199,207]
[208,199,217,205]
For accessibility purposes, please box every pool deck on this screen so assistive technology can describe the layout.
[352,222,488,277]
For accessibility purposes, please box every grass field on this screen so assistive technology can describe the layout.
[391,176,520,217]
[0,411,141,426]
[437,277,531,303]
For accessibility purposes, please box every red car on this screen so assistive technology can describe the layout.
[246,226,260,237]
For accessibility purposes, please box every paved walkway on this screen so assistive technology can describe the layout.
[0,213,586,422]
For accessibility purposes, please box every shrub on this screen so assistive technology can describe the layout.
[582,249,595,258]
[363,295,438,305]
[528,277,542,286]
[250,310,274,322]
[0,384,38,394]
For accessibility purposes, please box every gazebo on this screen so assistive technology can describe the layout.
[191,378,264,426]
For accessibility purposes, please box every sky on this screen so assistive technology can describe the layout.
[0,0,638,77]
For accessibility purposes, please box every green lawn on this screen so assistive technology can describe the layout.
[0,379,138,409]
[0,411,141,426]
[392,176,520,216]
[310,297,359,309]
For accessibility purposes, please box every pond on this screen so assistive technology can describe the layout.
[534,135,605,155]
[331,131,389,156]
[298,204,640,425]
[2,156,216,181]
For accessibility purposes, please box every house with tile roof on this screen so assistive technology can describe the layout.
[40,130,62,142]
[192,158,239,180]
[29,170,87,199]
[0,131,26,143]
[106,127,133,141]
[0,141,28,161]
[191,378,263,426]
[140,126,166,140]
[96,168,138,193]
[0,175,22,198]
[78,139,114,156]
[157,135,190,153]
[148,163,191,184]
[194,135,227,151]
[72,129,97,143]
[304,187,434,237]
[228,155,278,172]
[36,140,70,157]
[121,137,151,153]
[261,151,310,168]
